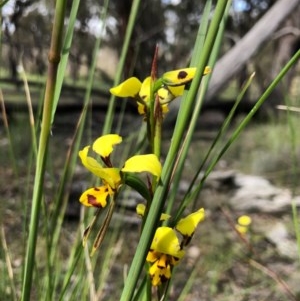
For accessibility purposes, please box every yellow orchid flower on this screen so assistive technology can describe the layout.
[79,134,161,208]
[144,208,206,286]
[109,66,210,117]
[146,227,185,286]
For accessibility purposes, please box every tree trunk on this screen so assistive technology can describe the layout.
[206,0,300,100]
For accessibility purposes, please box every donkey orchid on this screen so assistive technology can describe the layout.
[79,134,161,208]
[110,66,211,116]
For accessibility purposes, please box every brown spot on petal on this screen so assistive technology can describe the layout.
[87,194,102,208]
[177,70,188,80]
[160,275,169,283]
[173,256,180,263]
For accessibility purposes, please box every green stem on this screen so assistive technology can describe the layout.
[20,2,67,300]
[153,108,162,159]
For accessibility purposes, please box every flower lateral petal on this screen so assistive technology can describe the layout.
[139,76,152,103]
[79,146,104,175]
[92,134,122,158]
[176,208,205,237]
[122,154,162,178]
[78,146,121,188]
[79,186,111,208]
[110,77,142,98]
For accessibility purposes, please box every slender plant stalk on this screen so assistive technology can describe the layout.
[20,1,67,300]
[51,0,81,124]
[19,63,38,156]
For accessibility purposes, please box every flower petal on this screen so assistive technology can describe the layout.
[176,208,205,237]
[79,146,121,188]
[79,186,111,207]
[237,215,252,227]
[149,261,162,286]
[79,146,103,172]
[146,250,158,263]
[110,77,142,97]
[150,227,185,258]
[92,134,122,158]
[137,102,146,115]
[139,76,152,103]
[168,85,185,97]
[136,203,146,216]
[162,67,196,86]
[100,168,122,189]
[235,224,248,235]
[122,154,162,178]
[162,66,211,86]
[235,215,252,235]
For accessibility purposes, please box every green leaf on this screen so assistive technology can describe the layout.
[124,173,152,202]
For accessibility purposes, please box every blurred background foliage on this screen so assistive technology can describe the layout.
[1,0,300,105]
